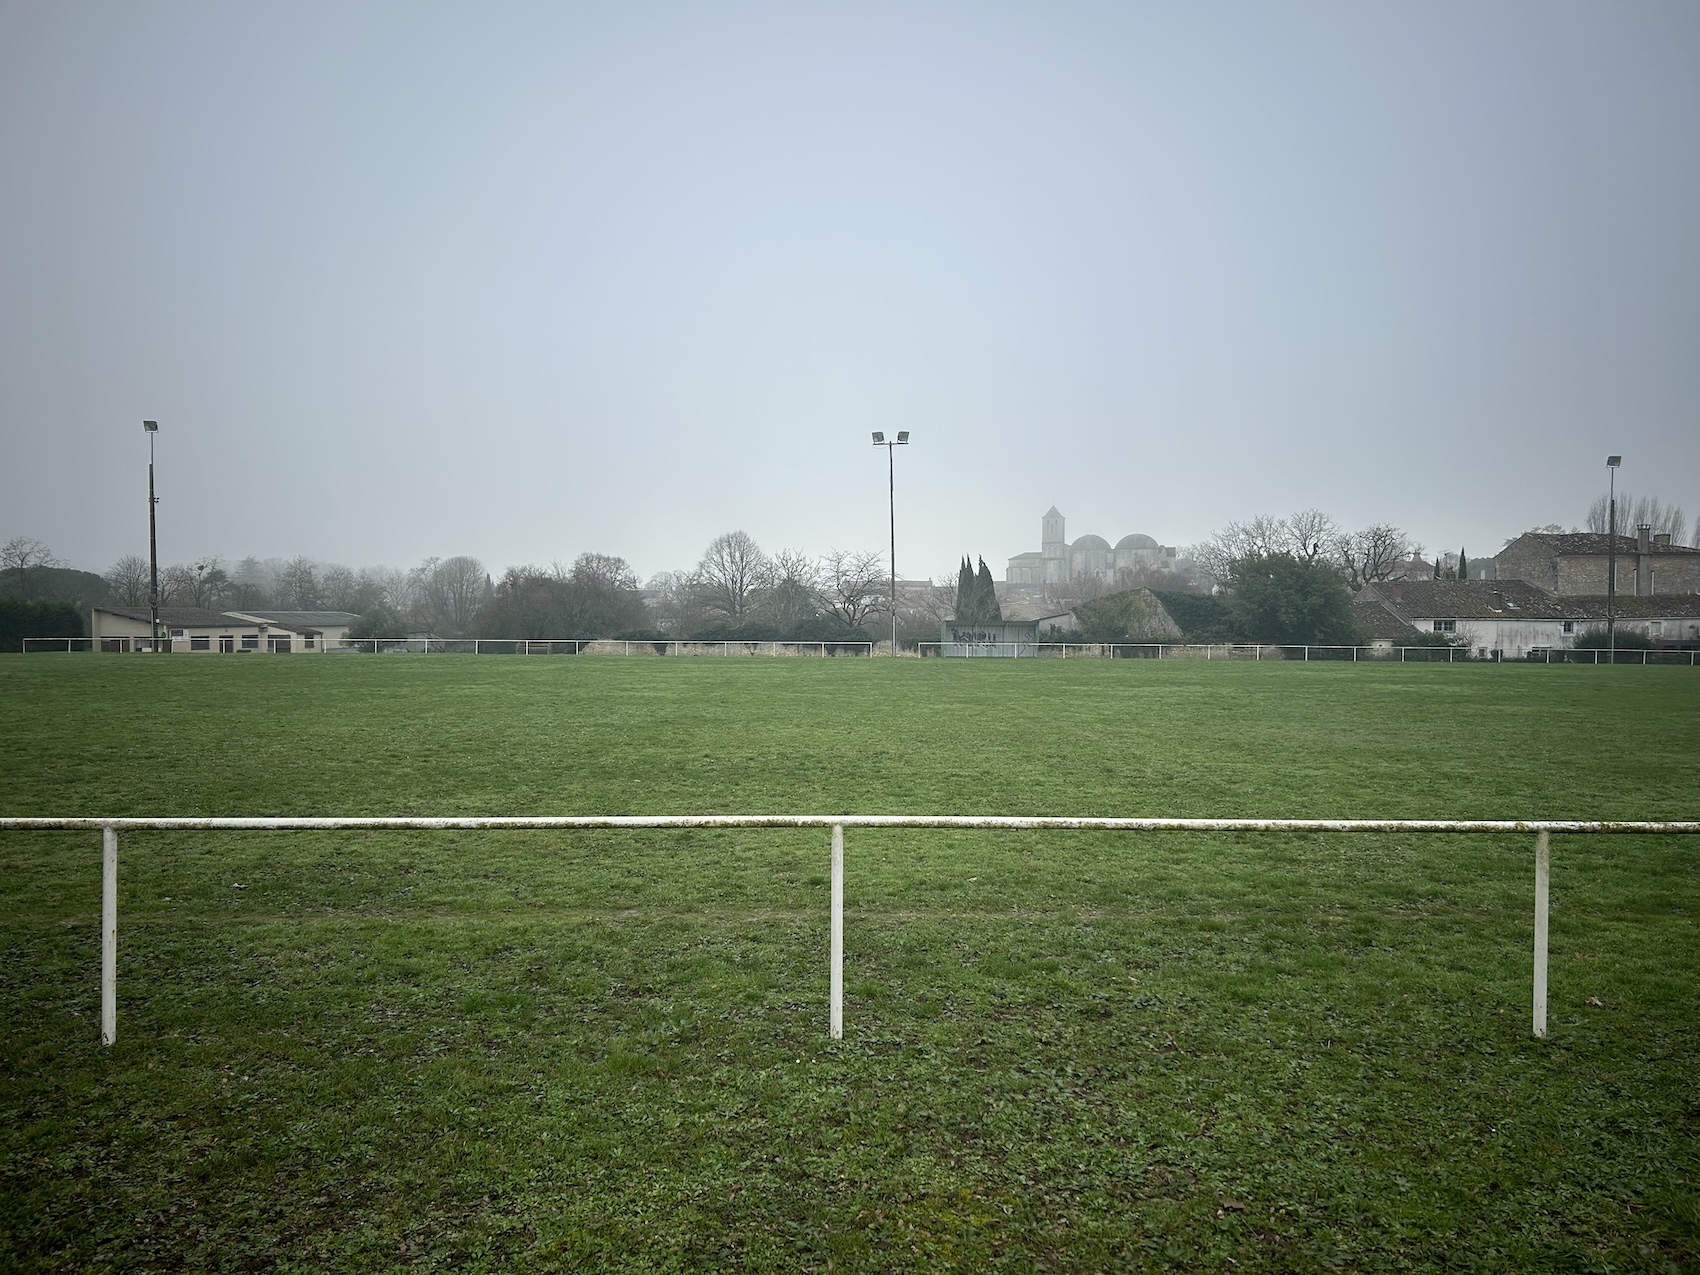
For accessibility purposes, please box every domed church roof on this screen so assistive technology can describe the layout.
[1072,534,1111,551]
[1116,533,1158,550]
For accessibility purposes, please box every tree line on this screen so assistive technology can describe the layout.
[472,535,891,642]
[1,531,895,644]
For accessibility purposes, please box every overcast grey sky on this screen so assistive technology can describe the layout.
[3,1,1697,582]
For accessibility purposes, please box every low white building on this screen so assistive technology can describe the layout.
[91,608,361,653]
[1355,581,1700,659]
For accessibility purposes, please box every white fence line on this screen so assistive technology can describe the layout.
[918,640,1700,664]
[5,815,1695,1047]
[22,637,1697,663]
[21,637,875,657]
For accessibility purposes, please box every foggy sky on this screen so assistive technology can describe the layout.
[3,1,1697,583]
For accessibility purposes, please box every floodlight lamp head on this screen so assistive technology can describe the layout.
[895,431,910,443]
[143,420,158,433]
[871,431,885,444]
[1606,455,1621,468]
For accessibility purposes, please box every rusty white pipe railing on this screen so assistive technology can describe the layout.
[4,816,1696,1048]
[914,641,1700,664]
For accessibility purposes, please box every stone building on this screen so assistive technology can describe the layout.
[1494,530,1700,596]
[1005,507,1177,587]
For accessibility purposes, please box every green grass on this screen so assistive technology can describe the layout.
[1,655,1697,1272]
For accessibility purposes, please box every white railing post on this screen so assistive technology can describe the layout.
[830,824,844,1040]
[1533,830,1550,1038]
[101,826,117,1046]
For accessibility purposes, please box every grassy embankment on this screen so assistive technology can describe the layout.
[2,655,1697,1271]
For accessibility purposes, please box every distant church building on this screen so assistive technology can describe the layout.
[1005,507,1177,587]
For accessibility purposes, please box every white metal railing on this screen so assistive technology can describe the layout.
[5,815,1695,1049]
[23,637,1695,663]
[22,637,874,656]
[917,641,1699,664]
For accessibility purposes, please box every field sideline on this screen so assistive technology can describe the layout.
[2,657,1697,1270]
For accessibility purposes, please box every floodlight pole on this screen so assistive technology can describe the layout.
[872,431,910,654]
[1606,455,1621,660]
[145,421,160,653]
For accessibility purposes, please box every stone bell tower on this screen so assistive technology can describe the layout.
[1041,506,1067,583]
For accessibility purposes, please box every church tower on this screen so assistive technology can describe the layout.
[1041,506,1068,583]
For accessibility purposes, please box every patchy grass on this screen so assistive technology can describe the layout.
[1,655,1697,1271]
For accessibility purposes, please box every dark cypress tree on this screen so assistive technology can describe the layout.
[1432,555,1441,580]
[1458,548,1468,583]
[976,557,1001,622]
[956,557,978,624]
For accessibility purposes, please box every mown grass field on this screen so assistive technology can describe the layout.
[1,654,1697,1272]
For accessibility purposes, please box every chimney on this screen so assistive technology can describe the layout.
[1654,532,1671,548]
[1637,524,1652,554]
[1391,582,1404,601]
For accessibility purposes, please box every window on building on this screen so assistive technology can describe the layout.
[270,636,291,653]
[220,635,234,653]
[190,635,210,651]
[241,634,260,649]
[1651,621,1663,636]
[1433,619,1455,632]
[1562,621,1574,634]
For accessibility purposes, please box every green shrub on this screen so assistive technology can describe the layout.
[0,599,84,652]
[1572,627,1654,650]
[1225,554,1363,646]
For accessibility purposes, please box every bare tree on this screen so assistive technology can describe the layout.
[1333,524,1414,591]
[276,556,322,609]
[893,575,957,645]
[1191,516,1281,584]
[755,549,821,631]
[1586,491,1687,544]
[104,555,150,606]
[422,556,488,634]
[645,570,705,634]
[1282,509,1340,563]
[370,566,421,618]
[569,552,641,593]
[307,564,383,612]
[159,563,198,605]
[1194,509,1344,583]
[1,536,59,598]
[819,549,887,630]
[694,531,772,622]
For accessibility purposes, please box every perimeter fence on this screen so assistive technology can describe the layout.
[22,636,1696,663]
[920,641,1699,664]
[5,815,1696,1050]
[20,637,873,657]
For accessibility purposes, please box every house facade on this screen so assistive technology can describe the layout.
[1355,581,1700,659]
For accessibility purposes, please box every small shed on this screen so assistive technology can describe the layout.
[938,618,1041,656]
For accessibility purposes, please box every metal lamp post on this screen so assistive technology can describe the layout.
[872,431,909,654]
[144,421,160,653]
[1606,454,1621,661]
